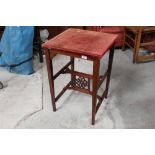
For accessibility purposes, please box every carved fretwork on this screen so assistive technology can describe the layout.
[74,76,89,89]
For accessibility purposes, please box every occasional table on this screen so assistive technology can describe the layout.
[42,28,118,125]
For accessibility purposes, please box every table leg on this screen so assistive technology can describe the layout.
[134,30,141,63]
[105,44,115,98]
[45,50,56,111]
[92,59,100,125]
[70,57,75,88]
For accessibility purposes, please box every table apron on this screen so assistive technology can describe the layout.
[49,49,99,61]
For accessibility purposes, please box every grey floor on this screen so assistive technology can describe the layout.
[0,49,155,128]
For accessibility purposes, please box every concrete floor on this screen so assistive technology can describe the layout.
[0,49,155,128]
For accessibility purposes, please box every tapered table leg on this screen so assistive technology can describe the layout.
[70,57,75,87]
[92,59,100,125]
[45,50,56,111]
[105,45,115,98]
[134,30,142,63]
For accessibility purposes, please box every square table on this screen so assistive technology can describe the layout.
[42,28,118,125]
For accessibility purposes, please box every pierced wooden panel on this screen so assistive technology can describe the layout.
[75,76,88,89]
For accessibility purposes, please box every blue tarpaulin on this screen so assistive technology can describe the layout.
[0,26,34,75]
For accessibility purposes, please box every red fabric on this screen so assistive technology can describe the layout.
[114,33,124,47]
[42,28,118,59]
[99,26,124,33]
[90,26,125,47]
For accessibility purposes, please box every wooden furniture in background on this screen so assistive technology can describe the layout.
[42,28,117,125]
[122,26,155,63]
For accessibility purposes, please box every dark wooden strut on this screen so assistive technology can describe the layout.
[43,28,117,125]
[53,60,93,102]
[48,46,115,125]
[105,45,115,98]
[68,86,92,95]
[53,60,72,80]
[70,57,75,88]
[45,50,56,111]
[53,60,109,111]
[92,59,100,125]
[96,90,107,113]
[55,81,72,102]
[97,69,108,90]
[64,68,93,79]
[88,78,91,92]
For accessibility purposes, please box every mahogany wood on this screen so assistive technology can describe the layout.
[55,81,72,102]
[43,28,117,125]
[45,49,56,111]
[65,68,93,79]
[92,59,100,125]
[96,90,107,113]
[53,60,72,80]
[105,45,115,98]
[97,70,108,90]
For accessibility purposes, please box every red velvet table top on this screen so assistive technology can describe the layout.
[42,28,118,59]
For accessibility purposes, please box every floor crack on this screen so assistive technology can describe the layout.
[14,108,43,129]
[14,68,44,129]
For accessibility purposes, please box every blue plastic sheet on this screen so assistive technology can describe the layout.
[0,26,34,75]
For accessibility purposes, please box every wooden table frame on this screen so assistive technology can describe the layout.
[45,44,115,125]
[122,26,155,63]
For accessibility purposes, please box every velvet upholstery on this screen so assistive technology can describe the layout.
[90,26,125,47]
[42,28,118,59]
